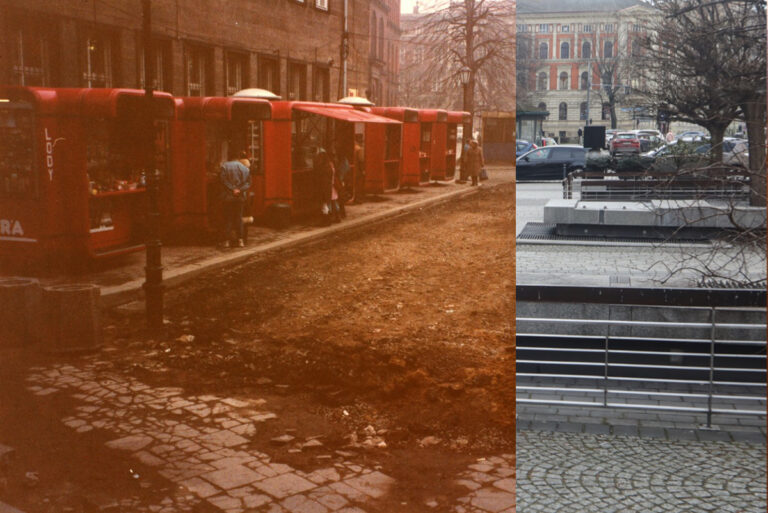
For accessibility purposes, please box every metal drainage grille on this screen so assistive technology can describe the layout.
[517,222,712,244]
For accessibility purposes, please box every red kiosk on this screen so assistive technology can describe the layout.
[0,87,175,270]
[372,107,420,188]
[260,102,401,221]
[445,111,470,181]
[169,96,272,239]
[417,109,448,184]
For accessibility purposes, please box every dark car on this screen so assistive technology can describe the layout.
[516,145,587,181]
[516,139,537,157]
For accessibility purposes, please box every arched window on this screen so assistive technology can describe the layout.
[632,39,641,56]
[602,102,610,120]
[538,42,548,60]
[559,71,568,90]
[537,72,548,90]
[604,41,614,58]
[582,41,591,59]
[580,71,589,90]
[537,102,547,111]
[558,102,567,121]
[560,42,570,59]
[580,102,588,120]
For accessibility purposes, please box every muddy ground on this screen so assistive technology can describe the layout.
[0,182,515,512]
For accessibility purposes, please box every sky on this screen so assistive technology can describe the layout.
[401,0,419,14]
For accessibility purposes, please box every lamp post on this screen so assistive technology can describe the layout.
[142,0,164,331]
[459,66,471,141]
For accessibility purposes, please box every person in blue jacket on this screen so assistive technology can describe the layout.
[219,154,251,248]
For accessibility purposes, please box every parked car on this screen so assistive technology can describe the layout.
[605,129,619,146]
[695,138,750,168]
[634,132,665,153]
[676,130,709,142]
[609,132,641,156]
[640,139,748,174]
[516,139,537,157]
[636,129,664,140]
[516,145,587,181]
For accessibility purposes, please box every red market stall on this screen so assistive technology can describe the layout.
[169,96,271,239]
[372,107,420,188]
[263,102,401,221]
[417,109,448,184]
[0,87,175,270]
[445,111,470,181]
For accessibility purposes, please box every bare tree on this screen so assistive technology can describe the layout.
[404,0,515,117]
[515,31,537,109]
[638,0,766,177]
[591,24,635,129]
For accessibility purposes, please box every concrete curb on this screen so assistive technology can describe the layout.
[101,183,491,307]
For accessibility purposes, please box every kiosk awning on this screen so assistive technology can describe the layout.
[294,104,401,124]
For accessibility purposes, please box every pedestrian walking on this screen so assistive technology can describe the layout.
[314,149,343,225]
[464,139,485,186]
[219,155,251,248]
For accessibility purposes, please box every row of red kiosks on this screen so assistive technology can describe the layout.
[0,86,468,268]
[0,87,175,269]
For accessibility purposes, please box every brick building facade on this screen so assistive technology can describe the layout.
[0,0,399,105]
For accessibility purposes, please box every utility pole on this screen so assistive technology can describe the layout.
[585,56,591,126]
[340,0,349,98]
[142,0,164,330]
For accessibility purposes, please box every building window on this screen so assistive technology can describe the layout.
[537,102,548,118]
[561,24,569,33]
[371,14,377,58]
[538,42,548,59]
[631,39,641,57]
[605,24,615,33]
[12,27,50,86]
[580,102,588,120]
[139,39,171,92]
[186,45,212,96]
[602,102,610,120]
[379,18,385,58]
[559,72,568,90]
[560,42,570,59]
[604,41,614,58]
[315,0,328,10]
[258,54,280,96]
[582,41,591,59]
[581,71,588,90]
[313,66,330,102]
[82,32,114,88]
[537,72,548,91]
[539,24,548,33]
[225,51,249,96]
[558,102,567,121]
[584,24,593,33]
[288,61,307,101]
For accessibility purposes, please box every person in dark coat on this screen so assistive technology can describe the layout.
[464,139,485,186]
[219,157,251,247]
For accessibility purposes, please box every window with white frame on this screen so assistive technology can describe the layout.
[559,71,568,90]
[82,33,113,88]
[226,51,249,96]
[315,0,328,10]
[13,28,50,86]
[186,45,212,96]
[139,39,169,92]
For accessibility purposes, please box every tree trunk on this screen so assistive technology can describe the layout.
[740,99,767,206]
[610,102,617,129]
[707,124,727,166]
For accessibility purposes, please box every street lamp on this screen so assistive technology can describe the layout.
[459,66,471,141]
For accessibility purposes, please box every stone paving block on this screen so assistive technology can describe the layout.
[665,428,698,442]
[206,494,242,510]
[243,494,271,509]
[281,494,329,513]
[611,425,639,437]
[311,490,349,511]
[201,464,264,490]
[305,468,341,484]
[697,430,733,442]
[731,431,766,444]
[493,478,515,493]
[327,481,370,502]
[584,423,610,435]
[253,473,317,499]
[105,434,153,452]
[180,477,220,498]
[134,450,165,467]
[470,488,516,513]
[342,471,394,499]
[199,429,248,448]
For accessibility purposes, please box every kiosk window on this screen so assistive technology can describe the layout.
[0,103,36,198]
[291,111,328,170]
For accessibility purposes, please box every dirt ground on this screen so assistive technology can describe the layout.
[0,182,515,512]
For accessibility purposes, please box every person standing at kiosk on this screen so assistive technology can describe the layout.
[219,157,251,248]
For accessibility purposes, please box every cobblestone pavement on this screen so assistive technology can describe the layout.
[516,182,766,287]
[451,456,515,513]
[25,362,514,513]
[517,429,766,512]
